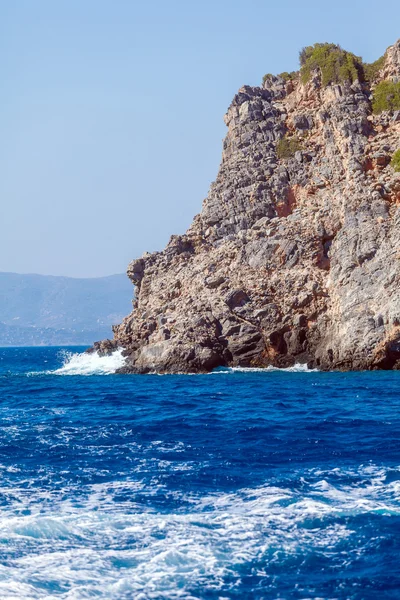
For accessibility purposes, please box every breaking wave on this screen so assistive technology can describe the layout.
[212,363,318,374]
[52,349,126,375]
[46,354,317,377]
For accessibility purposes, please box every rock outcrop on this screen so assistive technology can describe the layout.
[97,40,400,372]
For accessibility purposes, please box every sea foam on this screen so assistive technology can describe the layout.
[212,363,317,374]
[50,353,316,377]
[53,349,126,376]
[0,465,398,599]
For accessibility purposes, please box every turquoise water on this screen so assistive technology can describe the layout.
[1,346,400,598]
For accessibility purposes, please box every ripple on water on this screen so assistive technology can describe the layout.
[0,465,399,597]
[1,348,400,598]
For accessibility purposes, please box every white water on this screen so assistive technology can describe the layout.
[45,352,316,377]
[0,464,397,598]
[53,349,126,376]
[212,363,318,374]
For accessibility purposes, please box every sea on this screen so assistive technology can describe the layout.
[1,346,400,599]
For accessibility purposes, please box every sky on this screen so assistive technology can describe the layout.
[1,0,399,277]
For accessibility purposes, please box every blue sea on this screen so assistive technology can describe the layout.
[1,347,400,599]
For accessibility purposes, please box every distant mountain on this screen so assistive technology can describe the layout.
[0,272,133,346]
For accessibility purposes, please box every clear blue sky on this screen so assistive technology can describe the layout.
[1,0,399,277]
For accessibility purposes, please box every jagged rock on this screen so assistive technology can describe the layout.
[89,338,118,356]
[205,275,225,289]
[127,258,145,285]
[225,290,250,309]
[100,39,400,373]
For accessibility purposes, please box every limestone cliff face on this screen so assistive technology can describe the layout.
[99,40,400,372]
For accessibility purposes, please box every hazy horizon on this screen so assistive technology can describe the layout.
[0,269,127,279]
[2,0,399,277]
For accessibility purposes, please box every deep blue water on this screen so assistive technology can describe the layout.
[1,347,400,599]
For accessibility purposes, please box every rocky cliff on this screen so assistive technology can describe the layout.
[97,40,400,372]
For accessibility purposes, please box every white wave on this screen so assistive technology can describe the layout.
[30,355,316,378]
[211,363,318,374]
[124,363,318,376]
[52,349,126,376]
[0,463,399,597]
[266,362,318,372]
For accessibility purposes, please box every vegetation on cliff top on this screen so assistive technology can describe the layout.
[391,149,400,172]
[262,71,298,85]
[263,43,386,88]
[363,55,385,83]
[299,43,363,86]
[372,80,400,113]
[262,41,400,117]
[278,71,298,82]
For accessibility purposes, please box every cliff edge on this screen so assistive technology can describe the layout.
[96,40,400,372]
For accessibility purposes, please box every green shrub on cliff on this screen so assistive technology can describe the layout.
[391,150,400,172]
[262,71,298,86]
[363,55,385,83]
[372,80,400,113]
[276,135,301,159]
[262,73,273,85]
[278,71,298,82]
[299,43,362,86]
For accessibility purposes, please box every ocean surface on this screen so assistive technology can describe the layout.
[1,347,400,599]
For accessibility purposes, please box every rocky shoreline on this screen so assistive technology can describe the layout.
[94,40,400,373]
